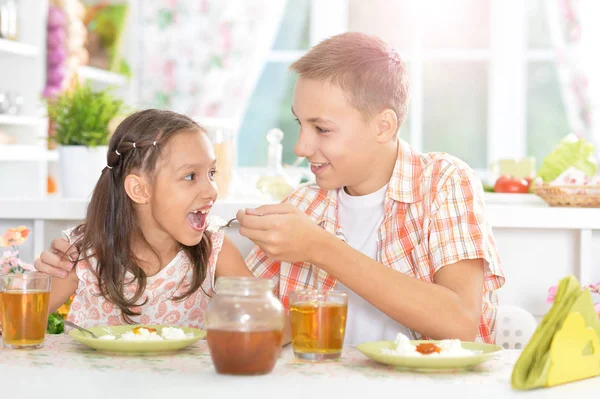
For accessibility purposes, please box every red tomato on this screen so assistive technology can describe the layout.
[494,176,530,194]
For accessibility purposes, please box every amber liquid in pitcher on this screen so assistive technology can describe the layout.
[206,329,283,375]
[0,290,50,346]
[290,302,348,355]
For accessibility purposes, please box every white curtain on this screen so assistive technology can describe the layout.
[547,0,600,161]
[136,0,285,124]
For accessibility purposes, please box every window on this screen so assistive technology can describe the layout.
[237,0,310,167]
[238,0,569,172]
[526,0,569,168]
[237,0,348,167]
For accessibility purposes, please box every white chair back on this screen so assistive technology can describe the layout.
[496,305,538,350]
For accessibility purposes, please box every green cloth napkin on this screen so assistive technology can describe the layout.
[511,275,600,390]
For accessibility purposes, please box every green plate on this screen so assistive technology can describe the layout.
[356,340,502,371]
[69,325,206,354]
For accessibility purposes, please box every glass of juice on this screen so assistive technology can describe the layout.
[0,272,52,349]
[289,289,348,361]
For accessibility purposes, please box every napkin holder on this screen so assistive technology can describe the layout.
[512,276,600,389]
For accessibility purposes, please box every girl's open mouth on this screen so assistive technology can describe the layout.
[187,209,209,232]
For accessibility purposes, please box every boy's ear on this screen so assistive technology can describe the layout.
[375,109,398,143]
[124,174,151,205]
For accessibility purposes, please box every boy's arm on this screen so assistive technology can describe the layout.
[311,233,484,341]
[238,169,503,341]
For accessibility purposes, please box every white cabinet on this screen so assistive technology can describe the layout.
[0,0,49,199]
[0,0,133,199]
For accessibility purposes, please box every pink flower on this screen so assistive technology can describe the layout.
[0,247,33,275]
[547,285,558,303]
[589,282,600,294]
[0,226,30,248]
[1,261,12,275]
[19,260,35,272]
[595,303,600,317]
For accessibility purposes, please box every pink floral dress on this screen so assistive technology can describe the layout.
[66,230,224,329]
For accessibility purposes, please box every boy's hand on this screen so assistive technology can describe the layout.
[34,238,79,279]
[236,203,327,263]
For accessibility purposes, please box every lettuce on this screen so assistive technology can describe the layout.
[46,312,64,334]
[537,134,598,183]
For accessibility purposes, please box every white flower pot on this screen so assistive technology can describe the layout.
[58,145,108,199]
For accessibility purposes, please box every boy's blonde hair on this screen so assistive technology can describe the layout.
[290,32,410,129]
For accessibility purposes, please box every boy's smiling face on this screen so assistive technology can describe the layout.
[292,77,397,195]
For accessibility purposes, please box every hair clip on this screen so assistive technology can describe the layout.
[115,149,121,156]
[106,165,113,170]
[133,142,137,149]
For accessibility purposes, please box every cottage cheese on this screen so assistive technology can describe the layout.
[98,327,194,341]
[382,333,480,357]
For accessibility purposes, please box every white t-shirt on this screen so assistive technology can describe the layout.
[336,184,412,345]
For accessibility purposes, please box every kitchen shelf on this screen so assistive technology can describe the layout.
[77,66,128,86]
[0,144,58,162]
[0,38,39,57]
[0,114,42,126]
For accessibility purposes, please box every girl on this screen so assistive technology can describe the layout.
[49,109,252,328]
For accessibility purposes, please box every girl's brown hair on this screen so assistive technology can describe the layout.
[72,109,212,323]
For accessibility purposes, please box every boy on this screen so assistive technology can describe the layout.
[236,32,504,344]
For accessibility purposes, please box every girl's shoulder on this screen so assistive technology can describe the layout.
[205,229,225,272]
[208,229,225,255]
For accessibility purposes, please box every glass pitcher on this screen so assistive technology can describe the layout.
[205,277,285,375]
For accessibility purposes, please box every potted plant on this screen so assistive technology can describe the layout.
[46,83,124,198]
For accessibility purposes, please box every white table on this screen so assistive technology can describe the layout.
[1,334,598,398]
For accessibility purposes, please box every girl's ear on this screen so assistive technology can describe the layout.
[124,174,151,205]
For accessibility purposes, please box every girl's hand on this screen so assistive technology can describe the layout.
[236,203,328,264]
[34,237,79,279]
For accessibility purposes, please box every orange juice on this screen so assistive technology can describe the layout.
[212,140,235,198]
[0,290,50,347]
[290,301,348,356]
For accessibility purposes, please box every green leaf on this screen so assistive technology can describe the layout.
[46,312,64,334]
[482,183,495,193]
[46,82,125,147]
[537,134,598,183]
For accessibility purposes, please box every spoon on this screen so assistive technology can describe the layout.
[63,319,98,338]
[207,215,238,232]
[219,218,238,230]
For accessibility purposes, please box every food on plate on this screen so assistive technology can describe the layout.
[415,342,441,355]
[98,326,194,341]
[382,333,481,357]
[132,326,157,334]
[493,175,530,194]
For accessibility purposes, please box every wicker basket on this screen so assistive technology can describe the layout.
[533,184,600,207]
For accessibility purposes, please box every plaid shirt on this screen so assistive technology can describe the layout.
[246,139,505,344]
